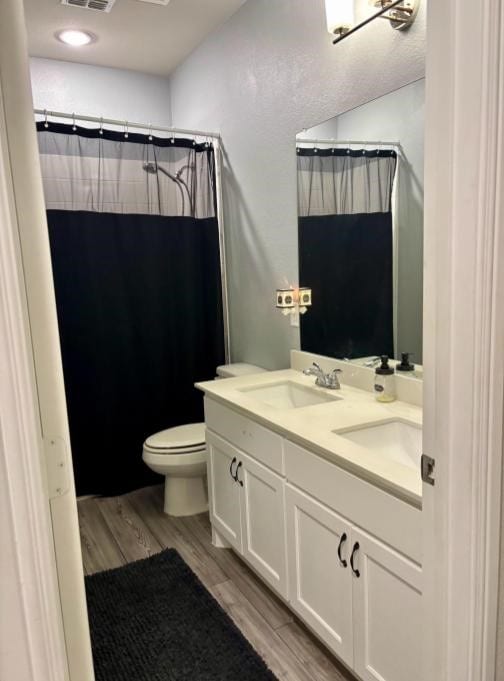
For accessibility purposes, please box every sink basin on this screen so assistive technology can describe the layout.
[239,381,342,409]
[335,419,422,471]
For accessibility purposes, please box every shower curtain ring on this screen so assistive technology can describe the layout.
[72,113,77,131]
[148,125,153,141]
[99,117,103,135]
[44,109,49,128]
[124,121,129,139]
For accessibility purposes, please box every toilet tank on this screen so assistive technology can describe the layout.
[216,363,266,379]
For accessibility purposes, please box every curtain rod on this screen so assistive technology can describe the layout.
[296,138,401,148]
[34,109,221,140]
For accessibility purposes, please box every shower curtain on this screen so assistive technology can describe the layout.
[37,122,225,496]
[297,147,397,360]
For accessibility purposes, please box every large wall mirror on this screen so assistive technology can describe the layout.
[296,78,424,364]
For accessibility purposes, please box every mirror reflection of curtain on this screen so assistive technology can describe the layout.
[37,123,224,496]
[297,148,397,360]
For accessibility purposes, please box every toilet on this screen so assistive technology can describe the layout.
[142,363,266,516]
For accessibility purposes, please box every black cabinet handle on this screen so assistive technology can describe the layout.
[337,532,348,567]
[229,457,237,480]
[235,461,244,486]
[350,542,360,578]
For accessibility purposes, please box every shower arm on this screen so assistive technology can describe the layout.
[145,164,186,216]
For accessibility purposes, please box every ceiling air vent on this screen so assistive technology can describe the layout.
[136,0,171,5]
[61,0,117,13]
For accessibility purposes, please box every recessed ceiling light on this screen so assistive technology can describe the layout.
[55,29,96,46]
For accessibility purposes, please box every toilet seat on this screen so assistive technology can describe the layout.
[144,423,205,454]
[142,447,206,470]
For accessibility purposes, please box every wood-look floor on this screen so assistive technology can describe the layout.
[78,485,357,681]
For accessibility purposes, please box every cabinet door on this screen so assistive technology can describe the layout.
[285,484,353,667]
[239,451,288,598]
[206,431,242,552]
[351,527,422,681]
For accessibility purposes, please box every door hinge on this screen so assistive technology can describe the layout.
[421,454,435,486]
[44,436,70,499]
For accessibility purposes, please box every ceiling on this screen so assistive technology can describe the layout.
[23,0,247,77]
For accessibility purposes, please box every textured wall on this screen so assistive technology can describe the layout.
[169,0,426,369]
[30,57,172,127]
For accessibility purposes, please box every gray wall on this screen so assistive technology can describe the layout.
[30,57,172,127]
[300,79,425,362]
[169,0,426,369]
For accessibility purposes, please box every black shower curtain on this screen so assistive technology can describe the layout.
[37,124,224,496]
[299,212,393,359]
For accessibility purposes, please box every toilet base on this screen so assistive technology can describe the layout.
[163,474,208,517]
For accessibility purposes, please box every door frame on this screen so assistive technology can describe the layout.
[0,1,94,680]
[1,0,504,680]
[0,36,68,681]
[422,0,504,679]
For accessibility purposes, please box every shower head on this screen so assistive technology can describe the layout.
[142,160,187,215]
[142,162,177,183]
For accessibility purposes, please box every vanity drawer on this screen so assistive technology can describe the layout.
[204,397,284,474]
[284,439,422,564]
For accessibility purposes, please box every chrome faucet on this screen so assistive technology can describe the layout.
[303,362,342,390]
[363,356,381,368]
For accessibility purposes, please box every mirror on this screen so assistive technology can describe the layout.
[296,78,424,365]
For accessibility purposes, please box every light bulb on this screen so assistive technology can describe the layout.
[56,29,96,47]
[325,0,354,34]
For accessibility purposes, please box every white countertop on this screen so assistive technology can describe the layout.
[196,368,422,508]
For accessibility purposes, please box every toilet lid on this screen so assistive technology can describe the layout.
[145,423,206,450]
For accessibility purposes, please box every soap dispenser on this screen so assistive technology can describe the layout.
[396,352,415,373]
[374,355,396,403]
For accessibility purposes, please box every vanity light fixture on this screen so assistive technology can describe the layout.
[326,0,419,45]
[55,29,96,46]
[276,288,312,317]
[325,0,354,37]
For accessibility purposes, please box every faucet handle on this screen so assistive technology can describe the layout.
[303,362,323,376]
[327,367,342,389]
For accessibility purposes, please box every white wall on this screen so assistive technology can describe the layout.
[169,0,426,369]
[30,57,172,128]
[301,79,425,362]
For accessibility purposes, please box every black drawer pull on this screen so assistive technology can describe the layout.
[350,542,360,578]
[337,532,348,567]
[235,461,244,486]
[229,457,237,480]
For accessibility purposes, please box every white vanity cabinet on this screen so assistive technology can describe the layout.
[206,429,288,598]
[285,438,422,681]
[285,484,354,667]
[351,527,422,681]
[203,397,422,681]
[238,449,287,598]
[206,431,243,552]
[286,483,422,681]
